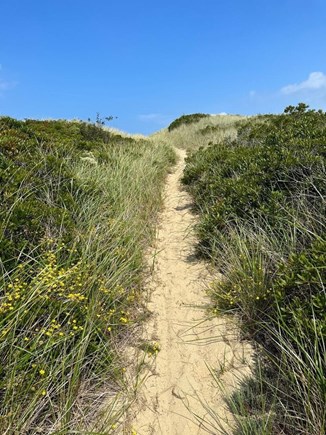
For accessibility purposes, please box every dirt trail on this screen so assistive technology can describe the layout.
[132,149,251,435]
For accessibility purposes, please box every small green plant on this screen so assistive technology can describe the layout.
[88,112,118,126]
[139,341,161,357]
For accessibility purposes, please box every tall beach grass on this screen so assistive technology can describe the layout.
[0,117,176,433]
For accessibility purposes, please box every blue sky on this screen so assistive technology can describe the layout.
[1,0,326,134]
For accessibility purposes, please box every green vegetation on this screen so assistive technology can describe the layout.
[167,113,209,131]
[153,113,245,150]
[2,104,324,433]
[0,117,175,433]
[182,104,326,434]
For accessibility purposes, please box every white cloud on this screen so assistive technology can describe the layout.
[281,72,326,95]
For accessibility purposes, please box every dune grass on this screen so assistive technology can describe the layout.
[151,114,246,150]
[0,117,176,433]
[182,104,326,434]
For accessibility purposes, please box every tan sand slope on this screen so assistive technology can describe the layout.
[132,149,251,435]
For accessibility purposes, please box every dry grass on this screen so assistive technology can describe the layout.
[151,114,249,150]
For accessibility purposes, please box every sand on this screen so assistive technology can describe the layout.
[131,149,251,435]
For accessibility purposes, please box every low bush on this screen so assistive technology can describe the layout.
[183,104,326,434]
[167,113,209,131]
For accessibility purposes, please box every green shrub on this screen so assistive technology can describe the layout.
[183,105,326,255]
[183,104,326,434]
[167,113,209,131]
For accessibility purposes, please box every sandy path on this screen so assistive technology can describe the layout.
[132,149,251,435]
